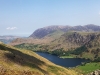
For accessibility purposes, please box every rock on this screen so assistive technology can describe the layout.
[87,70,100,75]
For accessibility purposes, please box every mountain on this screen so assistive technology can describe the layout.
[0,35,20,44]
[0,42,78,75]
[29,24,100,38]
[29,25,69,38]
[85,24,100,31]
[10,24,100,45]
[50,31,100,50]
[0,35,20,39]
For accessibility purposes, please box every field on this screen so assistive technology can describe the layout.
[60,55,74,58]
[76,62,100,74]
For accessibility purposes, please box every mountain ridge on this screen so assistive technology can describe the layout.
[30,24,100,38]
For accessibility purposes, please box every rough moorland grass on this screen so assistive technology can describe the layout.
[0,43,78,75]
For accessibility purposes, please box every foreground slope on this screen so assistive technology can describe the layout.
[0,42,78,75]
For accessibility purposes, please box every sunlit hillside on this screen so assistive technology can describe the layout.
[0,42,79,75]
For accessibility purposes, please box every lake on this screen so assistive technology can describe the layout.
[36,52,87,67]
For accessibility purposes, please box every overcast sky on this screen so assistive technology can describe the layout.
[0,0,100,36]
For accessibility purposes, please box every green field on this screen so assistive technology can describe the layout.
[76,62,100,74]
[60,55,74,58]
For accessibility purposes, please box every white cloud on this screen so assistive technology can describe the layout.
[6,27,18,30]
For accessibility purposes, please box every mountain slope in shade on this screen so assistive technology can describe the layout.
[0,42,78,75]
[30,24,100,38]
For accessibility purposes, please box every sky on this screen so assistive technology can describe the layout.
[0,0,100,36]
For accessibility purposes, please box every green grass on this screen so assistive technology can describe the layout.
[76,62,100,74]
[60,55,74,58]
[47,30,64,39]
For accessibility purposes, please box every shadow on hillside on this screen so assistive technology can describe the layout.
[0,44,48,74]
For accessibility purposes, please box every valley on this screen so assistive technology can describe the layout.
[1,0,100,74]
[0,25,100,75]
[8,25,100,74]
[13,25,100,61]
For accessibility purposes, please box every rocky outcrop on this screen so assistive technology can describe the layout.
[87,70,100,75]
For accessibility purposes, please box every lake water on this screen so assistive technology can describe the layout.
[36,52,87,67]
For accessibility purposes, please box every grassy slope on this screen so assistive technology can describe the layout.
[0,42,78,75]
[46,30,64,39]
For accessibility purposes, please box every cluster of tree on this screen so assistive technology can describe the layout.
[94,57,100,62]
[71,46,87,55]
[14,43,40,51]
[15,43,73,56]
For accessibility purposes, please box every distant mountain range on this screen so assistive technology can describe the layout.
[30,24,100,38]
[0,35,20,39]
[0,36,20,44]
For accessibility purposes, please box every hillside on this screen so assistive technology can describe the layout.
[0,42,78,75]
[49,32,99,50]
[78,33,100,60]
[48,31,100,60]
